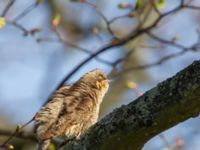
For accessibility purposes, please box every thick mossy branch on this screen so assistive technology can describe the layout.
[64,60,200,150]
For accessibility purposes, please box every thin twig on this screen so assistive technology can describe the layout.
[84,1,117,38]
[0,128,36,141]
[112,36,200,78]
[112,49,187,78]
[13,2,39,22]
[7,21,29,36]
[38,27,113,66]
[147,32,187,50]
[0,117,35,148]
[112,50,133,68]
[159,134,172,149]
[1,0,15,17]
[149,0,161,15]
[109,14,130,24]
[183,5,200,10]
[136,3,153,30]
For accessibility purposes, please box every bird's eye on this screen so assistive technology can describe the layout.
[96,81,101,89]
[95,80,107,90]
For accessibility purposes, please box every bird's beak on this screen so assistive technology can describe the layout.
[108,79,113,83]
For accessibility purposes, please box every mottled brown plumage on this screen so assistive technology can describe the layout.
[34,69,109,150]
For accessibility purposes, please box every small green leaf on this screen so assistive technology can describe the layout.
[49,143,56,150]
[16,124,22,132]
[70,0,82,2]
[35,0,44,5]
[0,17,6,29]
[171,35,181,42]
[156,0,165,9]
[118,2,130,9]
[136,0,143,9]
[7,144,14,150]
[52,13,61,27]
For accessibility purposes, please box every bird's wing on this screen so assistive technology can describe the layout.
[34,86,71,139]
[48,91,98,138]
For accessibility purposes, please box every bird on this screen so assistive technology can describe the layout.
[34,69,109,150]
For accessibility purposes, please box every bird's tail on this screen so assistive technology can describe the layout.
[38,139,51,150]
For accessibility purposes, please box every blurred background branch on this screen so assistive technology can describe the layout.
[0,0,200,149]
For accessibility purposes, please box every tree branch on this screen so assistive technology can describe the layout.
[63,60,200,150]
[0,128,36,141]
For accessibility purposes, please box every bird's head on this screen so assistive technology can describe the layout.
[79,69,109,94]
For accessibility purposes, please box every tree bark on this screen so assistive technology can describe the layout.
[63,60,200,150]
